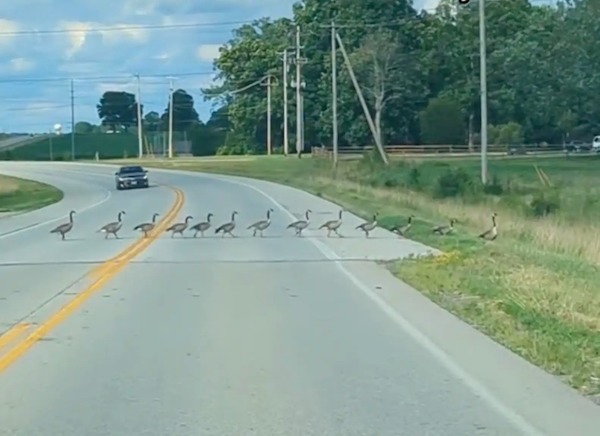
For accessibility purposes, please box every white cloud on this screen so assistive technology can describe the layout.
[0,19,20,49]
[196,44,221,62]
[9,57,34,72]
[58,20,148,58]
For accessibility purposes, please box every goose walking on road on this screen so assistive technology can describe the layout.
[479,212,498,241]
[166,215,193,238]
[50,210,76,240]
[190,213,213,238]
[215,211,238,237]
[319,209,344,238]
[98,211,125,239]
[247,208,273,237]
[133,213,159,238]
[287,209,311,237]
[391,215,414,237]
[356,212,378,238]
[433,218,455,236]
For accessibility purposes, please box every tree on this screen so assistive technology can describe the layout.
[420,97,465,145]
[96,91,139,132]
[161,89,199,132]
[143,111,161,132]
[74,121,93,134]
[349,29,426,147]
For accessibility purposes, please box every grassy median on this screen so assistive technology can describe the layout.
[114,153,600,399]
[0,175,63,213]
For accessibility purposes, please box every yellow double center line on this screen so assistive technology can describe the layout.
[0,186,185,373]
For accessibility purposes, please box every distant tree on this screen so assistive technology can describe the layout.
[74,121,93,134]
[420,97,465,145]
[161,89,199,132]
[144,111,161,132]
[97,91,139,132]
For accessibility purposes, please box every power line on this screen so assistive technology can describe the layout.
[0,71,215,84]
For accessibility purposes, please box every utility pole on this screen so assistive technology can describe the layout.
[336,32,389,164]
[293,24,306,158]
[331,21,338,169]
[135,74,143,159]
[168,77,174,159]
[282,50,289,156]
[70,79,75,160]
[479,0,488,184]
[265,75,272,155]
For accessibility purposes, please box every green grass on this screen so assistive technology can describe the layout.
[0,175,63,213]
[0,133,138,161]
[112,153,600,398]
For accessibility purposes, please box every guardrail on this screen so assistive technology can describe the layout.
[311,144,566,159]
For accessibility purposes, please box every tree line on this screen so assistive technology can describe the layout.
[94,89,228,155]
[93,0,599,156]
[200,0,600,154]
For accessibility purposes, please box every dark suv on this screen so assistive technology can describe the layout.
[115,165,149,190]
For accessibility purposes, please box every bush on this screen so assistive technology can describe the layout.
[406,166,422,189]
[483,174,504,195]
[529,192,560,217]
[434,168,475,198]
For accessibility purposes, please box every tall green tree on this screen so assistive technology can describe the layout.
[96,91,139,132]
[161,89,200,132]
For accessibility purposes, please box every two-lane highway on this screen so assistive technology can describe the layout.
[0,162,598,435]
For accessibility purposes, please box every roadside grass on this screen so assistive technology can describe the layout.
[111,153,600,398]
[0,175,63,213]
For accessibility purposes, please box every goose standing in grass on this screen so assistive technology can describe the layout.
[190,213,213,238]
[287,209,311,237]
[247,208,273,237]
[98,211,125,239]
[479,212,498,241]
[355,212,378,238]
[165,215,193,238]
[50,210,76,240]
[215,211,238,237]
[318,209,344,238]
[391,215,413,237]
[133,213,159,238]
[433,218,456,235]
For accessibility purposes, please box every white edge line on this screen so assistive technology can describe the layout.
[204,174,543,436]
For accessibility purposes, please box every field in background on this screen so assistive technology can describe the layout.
[0,175,63,213]
[0,133,138,161]
[109,153,600,400]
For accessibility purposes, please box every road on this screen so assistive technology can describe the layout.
[0,161,598,435]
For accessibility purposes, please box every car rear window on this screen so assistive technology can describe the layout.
[120,166,143,173]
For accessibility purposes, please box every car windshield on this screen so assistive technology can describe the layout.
[120,166,144,174]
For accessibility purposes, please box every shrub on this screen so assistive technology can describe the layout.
[434,167,475,198]
[529,192,560,217]
[483,174,504,195]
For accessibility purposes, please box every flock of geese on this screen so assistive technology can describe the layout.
[49,208,498,241]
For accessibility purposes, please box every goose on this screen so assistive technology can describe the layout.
[215,211,238,237]
[287,209,311,237]
[479,212,498,241]
[318,209,344,237]
[133,213,159,238]
[190,213,213,238]
[98,211,125,239]
[391,215,414,237]
[247,208,274,237]
[50,210,76,240]
[165,215,193,238]
[433,218,456,235]
[355,212,378,238]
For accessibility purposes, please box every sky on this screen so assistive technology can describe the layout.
[0,0,440,133]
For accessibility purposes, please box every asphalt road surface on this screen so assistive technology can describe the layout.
[0,161,598,436]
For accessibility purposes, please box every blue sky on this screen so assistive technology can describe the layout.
[0,0,439,133]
